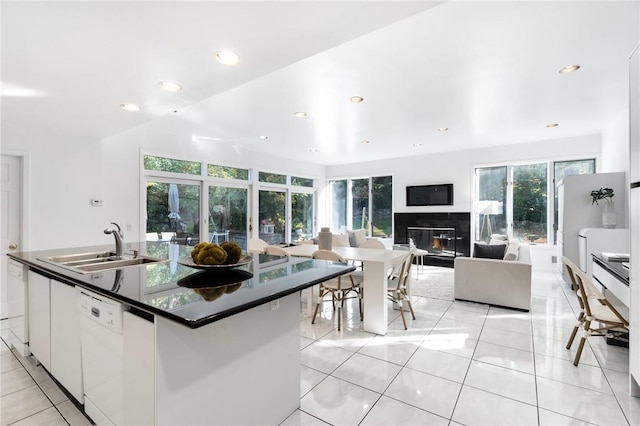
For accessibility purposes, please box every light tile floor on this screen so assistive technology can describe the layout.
[1,267,638,425]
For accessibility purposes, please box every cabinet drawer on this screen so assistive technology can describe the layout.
[593,263,630,307]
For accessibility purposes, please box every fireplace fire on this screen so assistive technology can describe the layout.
[408,227,457,257]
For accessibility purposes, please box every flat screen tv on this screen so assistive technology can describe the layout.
[406,184,453,206]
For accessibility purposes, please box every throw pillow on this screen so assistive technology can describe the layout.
[503,239,520,261]
[332,233,351,247]
[473,243,507,259]
[489,234,509,245]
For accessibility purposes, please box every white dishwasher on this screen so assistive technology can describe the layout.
[78,288,128,426]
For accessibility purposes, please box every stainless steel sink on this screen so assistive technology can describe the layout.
[46,251,115,264]
[38,251,168,274]
[75,257,164,273]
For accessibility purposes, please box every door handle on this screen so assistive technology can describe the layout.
[8,243,18,250]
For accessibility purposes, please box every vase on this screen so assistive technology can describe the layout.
[318,227,332,250]
[603,202,617,229]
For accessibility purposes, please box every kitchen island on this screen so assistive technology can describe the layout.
[8,242,355,425]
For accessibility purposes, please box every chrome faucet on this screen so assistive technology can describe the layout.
[104,222,124,259]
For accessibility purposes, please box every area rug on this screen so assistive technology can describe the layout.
[410,265,455,301]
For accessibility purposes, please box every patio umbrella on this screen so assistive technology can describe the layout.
[168,184,180,230]
[169,242,179,274]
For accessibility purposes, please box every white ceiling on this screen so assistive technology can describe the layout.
[2,1,639,166]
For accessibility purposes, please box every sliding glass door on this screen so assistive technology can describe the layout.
[329,175,393,236]
[258,189,286,244]
[476,158,595,244]
[291,192,314,242]
[476,167,507,241]
[208,186,248,251]
[146,179,201,245]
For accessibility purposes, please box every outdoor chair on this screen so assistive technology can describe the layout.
[311,249,363,331]
[563,256,629,366]
[388,252,416,330]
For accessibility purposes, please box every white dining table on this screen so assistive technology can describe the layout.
[282,244,409,335]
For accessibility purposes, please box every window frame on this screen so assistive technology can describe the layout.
[474,157,596,245]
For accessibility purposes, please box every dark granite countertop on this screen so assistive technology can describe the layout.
[592,254,629,286]
[8,242,355,328]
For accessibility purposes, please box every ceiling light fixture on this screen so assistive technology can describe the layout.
[350,96,364,103]
[558,65,580,74]
[259,135,268,140]
[413,143,422,147]
[120,103,141,112]
[215,50,240,65]
[159,81,182,92]
[361,140,370,144]
[546,123,559,128]
[309,148,318,153]
[294,112,307,118]
[437,127,448,132]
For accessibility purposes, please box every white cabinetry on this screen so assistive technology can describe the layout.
[27,271,50,370]
[7,259,29,357]
[27,271,83,402]
[557,172,626,283]
[629,42,640,393]
[123,312,155,425]
[50,279,83,402]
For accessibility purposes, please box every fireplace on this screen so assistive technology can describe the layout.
[394,213,470,267]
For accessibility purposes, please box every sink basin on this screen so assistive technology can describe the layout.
[38,252,168,274]
[46,251,115,263]
[75,257,165,273]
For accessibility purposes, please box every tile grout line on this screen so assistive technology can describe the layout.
[1,338,71,426]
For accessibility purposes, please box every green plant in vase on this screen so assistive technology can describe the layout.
[590,188,614,205]
[590,187,616,228]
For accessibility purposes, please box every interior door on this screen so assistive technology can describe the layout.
[1,155,22,319]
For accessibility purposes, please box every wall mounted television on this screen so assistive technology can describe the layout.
[406,184,453,206]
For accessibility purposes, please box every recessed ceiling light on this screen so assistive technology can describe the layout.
[413,143,422,147]
[120,103,140,112]
[361,140,370,144]
[215,50,240,65]
[259,135,268,140]
[437,127,449,132]
[294,112,307,118]
[309,148,318,153]
[159,81,182,92]
[194,136,222,141]
[558,65,580,74]
[350,96,364,103]
[546,123,559,128]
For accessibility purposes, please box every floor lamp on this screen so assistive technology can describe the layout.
[478,200,500,240]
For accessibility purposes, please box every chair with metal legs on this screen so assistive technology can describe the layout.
[563,256,629,366]
[387,252,416,330]
[311,249,362,331]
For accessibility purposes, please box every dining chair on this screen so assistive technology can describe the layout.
[387,252,416,330]
[311,249,363,331]
[562,256,601,349]
[351,238,386,270]
[248,238,269,254]
[563,256,629,366]
[264,245,290,257]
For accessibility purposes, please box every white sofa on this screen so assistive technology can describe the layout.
[454,241,532,311]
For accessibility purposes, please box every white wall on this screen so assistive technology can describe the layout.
[2,117,326,251]
[602,109,630,176]
[327,134,602,216]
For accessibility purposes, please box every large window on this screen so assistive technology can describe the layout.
[143,154,315,247]
[475,159,594,244]
[209,186,248,250]
[329,175,393,237]
[146,180,201,245]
